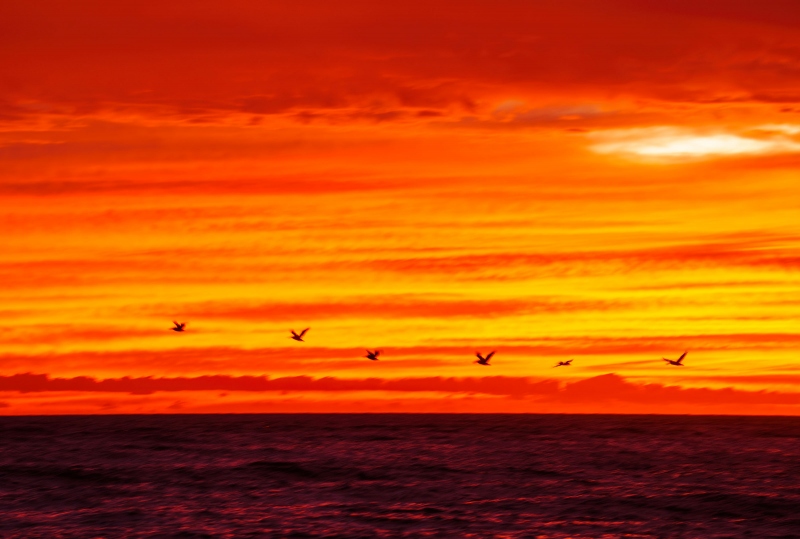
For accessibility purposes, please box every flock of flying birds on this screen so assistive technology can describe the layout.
[170,321,689,368]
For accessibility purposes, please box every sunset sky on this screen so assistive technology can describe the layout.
[2,0,799,414]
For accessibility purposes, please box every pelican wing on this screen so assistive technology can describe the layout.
[677,351,687,363]
[485,351,496,361]
[299,328,310,337]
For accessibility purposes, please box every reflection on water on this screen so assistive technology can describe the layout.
[1,414,799,538]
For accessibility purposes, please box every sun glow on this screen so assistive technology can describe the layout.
[590,127,800,159]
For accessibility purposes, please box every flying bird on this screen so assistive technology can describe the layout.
[171,321,186,332]
[365,350,381,361]
[554,359,573,368]
[291,328,309,342]
[475,351,495,366]
[663,351,687,366]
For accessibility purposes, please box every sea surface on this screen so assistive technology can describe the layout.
[0,414,798,538]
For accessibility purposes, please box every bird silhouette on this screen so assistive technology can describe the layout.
[554,359,573,368]
[475,351,495,366]
[663,351,687,366]
[291,328,309,342]
[365,350,381,361]
[171,321,186,332]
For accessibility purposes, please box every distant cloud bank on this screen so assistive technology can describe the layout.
[2,373,799,407]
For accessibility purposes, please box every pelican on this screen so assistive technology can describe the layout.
[475,351,495,366]
[366,350,380,361]
[291,328,309,342]
[171,321,186,332]
[663,351,687,366]
[554,359,573,368]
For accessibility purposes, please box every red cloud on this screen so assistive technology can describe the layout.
[554,373,800,406]
[0,373,559,397]
[3,0,800,130]
[2,373,799,410]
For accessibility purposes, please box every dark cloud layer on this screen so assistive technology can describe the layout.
[0,373,557,397]
[2,373,799,408]
[3,0,800,127]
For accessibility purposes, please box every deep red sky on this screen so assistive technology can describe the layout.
[1,0,800,414]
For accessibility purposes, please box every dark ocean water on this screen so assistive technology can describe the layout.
[1,415,799,538]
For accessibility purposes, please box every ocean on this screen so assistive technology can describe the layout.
[0,414,798,538]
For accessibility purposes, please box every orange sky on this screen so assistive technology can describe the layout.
[1,0,799,414]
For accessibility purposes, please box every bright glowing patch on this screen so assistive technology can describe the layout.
[590,127,800,159]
